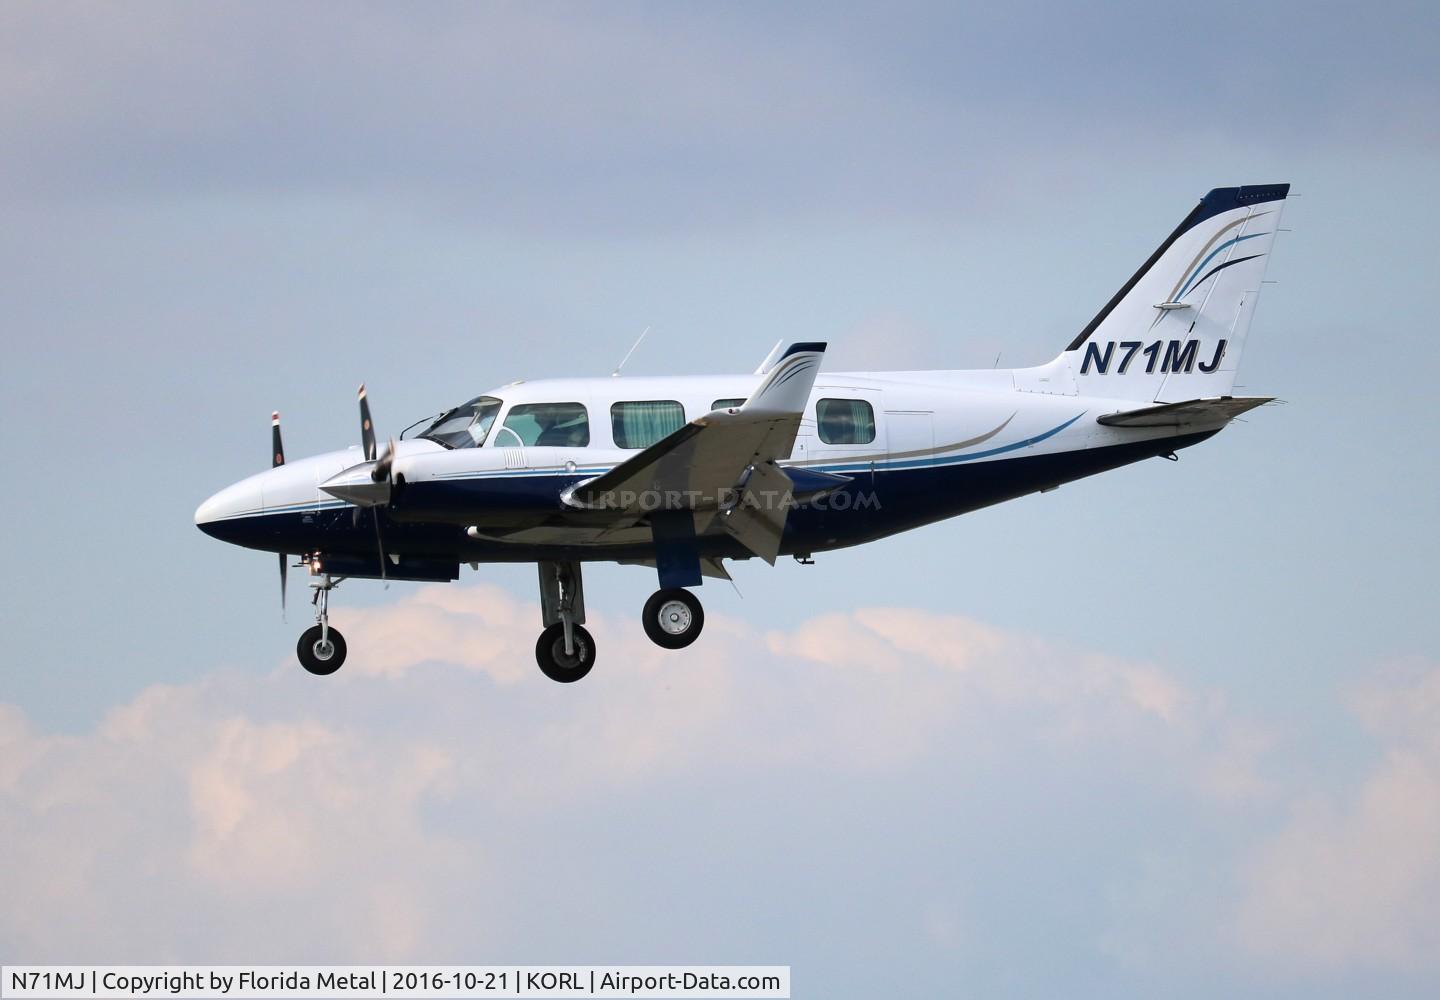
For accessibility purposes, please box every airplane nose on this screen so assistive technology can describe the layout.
[194,493,222,527]
[194,477,264,540]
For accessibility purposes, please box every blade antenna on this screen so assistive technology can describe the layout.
[611,326,651,377]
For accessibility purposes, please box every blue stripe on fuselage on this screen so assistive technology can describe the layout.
[199,428,1215,564]
[815,412,1086,474]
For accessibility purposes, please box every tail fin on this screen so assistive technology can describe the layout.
[1056,184,1289,402]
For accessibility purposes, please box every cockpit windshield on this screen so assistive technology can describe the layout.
[400,396,502,449]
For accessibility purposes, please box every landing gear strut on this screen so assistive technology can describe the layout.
[535,560,595,682]
[296,573,347,675]
[643,588,704,649]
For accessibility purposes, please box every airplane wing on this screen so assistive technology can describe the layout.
[1096,396,1273,427]
[563,342,842,562]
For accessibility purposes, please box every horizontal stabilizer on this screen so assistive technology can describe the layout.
[1096,396,1273,427]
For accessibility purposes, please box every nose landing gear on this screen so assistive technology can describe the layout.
[535,560,595,682]
[535,622,596,682]
[296,573,347,675]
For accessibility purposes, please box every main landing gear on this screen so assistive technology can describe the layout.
[296,573,347,675]
[642,588,705,649]
[530,562,709,682]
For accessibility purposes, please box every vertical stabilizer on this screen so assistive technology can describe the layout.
[1050,184,1289,402]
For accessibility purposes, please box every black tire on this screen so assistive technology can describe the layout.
[642,588,705,649]
[297,624,347,675]
[535,623,596,683]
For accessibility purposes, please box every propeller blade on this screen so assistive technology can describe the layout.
[358,384,377,462]
[370,437,397,483]
[272,411,285,467]
[372,508,389,588]
[274,412,287,620]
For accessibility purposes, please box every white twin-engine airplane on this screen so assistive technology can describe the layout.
[197,183,1290,682]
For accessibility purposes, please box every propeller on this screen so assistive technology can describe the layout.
[371,436,397,482]
[356,386,390,586]
[272,411,287,619]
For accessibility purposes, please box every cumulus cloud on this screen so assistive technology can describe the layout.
[0,679,475,962]
[0,584,1225,961]
[1234,661,1440,971]
[2,583,1435,992]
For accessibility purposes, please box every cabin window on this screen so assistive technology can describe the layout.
[712,397,746,411]
[611,400,685,449]
[816,398,876,445]
[496,402,590,447]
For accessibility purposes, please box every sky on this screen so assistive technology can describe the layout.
[1,1,1438,996]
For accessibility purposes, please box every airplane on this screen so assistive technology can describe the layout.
[196,183,1289,682]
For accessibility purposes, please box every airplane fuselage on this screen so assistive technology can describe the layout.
[196,368,1217,577]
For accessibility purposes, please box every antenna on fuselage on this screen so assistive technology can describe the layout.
[611,326,651,377]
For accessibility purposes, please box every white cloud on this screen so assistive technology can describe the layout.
[1233,662,1440,971]
[2,583,1436,991]
[0,584,1207,958]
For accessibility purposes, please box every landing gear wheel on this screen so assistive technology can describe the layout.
[535,623,596,683]
[297,624,347,675]
[642,588,705,649]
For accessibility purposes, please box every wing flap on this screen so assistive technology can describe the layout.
[716,461,793,565]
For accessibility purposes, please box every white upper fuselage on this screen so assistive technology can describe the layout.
[196,365,1211,530]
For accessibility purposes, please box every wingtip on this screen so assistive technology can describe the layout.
[781,341,828,359]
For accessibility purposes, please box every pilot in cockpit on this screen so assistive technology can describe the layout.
[534,409,585,447]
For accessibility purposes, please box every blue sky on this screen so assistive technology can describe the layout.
[2,2,1438,996]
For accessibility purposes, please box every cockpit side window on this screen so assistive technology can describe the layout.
[408,396,502,449]
[497,402,590,447]
[612,400,685,448]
